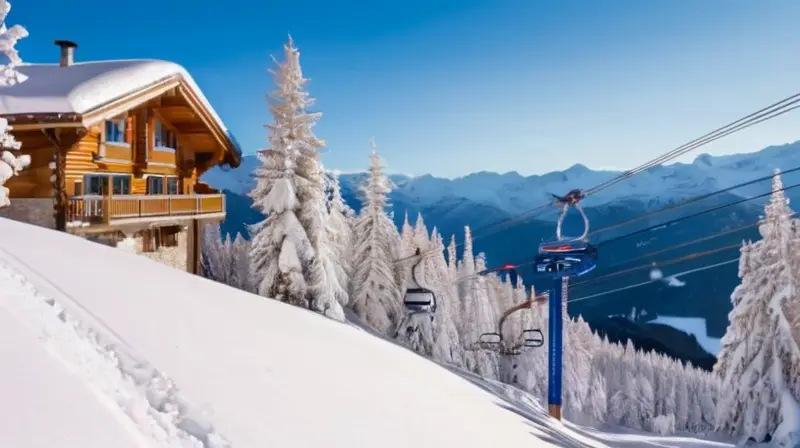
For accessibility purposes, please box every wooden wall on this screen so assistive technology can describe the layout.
[6,130,55,198]
[6,92,228,199]
[65,110,195,196]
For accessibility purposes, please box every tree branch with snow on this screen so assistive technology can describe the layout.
[0,1,29,208]
[0,0,28,86]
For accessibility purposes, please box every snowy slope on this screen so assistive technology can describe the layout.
[0,267,150,448]
[650,315,722,356]
[204,140,800,215]
[0,217,732,447]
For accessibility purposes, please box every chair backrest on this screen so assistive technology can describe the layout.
[404,288,434,306]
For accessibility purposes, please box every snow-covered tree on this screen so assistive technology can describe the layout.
[0,0,29,208]
[326,170,353,304]
[0,0,28,86]
[350,143,402,333]
[202,224,254,293]
[231,233,254,293]
[248,37,346,319]
[270,38,346,320]
[201,223,226,282]
[715,169,800,446]
[248,39,316,309]
[584,367,608,424]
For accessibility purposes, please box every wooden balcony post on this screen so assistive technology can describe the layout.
[102,178,113,225]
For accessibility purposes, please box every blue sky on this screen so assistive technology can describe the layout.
[11,0,800,178]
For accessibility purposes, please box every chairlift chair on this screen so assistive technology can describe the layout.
[522,329,544,348]
[402,248,437,316]
[477,332,502,346]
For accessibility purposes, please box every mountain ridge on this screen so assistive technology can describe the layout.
[204,141,800,218]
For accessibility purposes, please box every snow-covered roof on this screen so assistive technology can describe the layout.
[0,59,241,159]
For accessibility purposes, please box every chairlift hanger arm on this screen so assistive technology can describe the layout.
[496,294,548,332]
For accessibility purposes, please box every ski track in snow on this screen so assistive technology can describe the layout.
[0,257,230,448]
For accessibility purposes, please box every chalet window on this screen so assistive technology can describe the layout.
[140,226,180,252]
[73,180,83,197]
[147,176,164,195]
[160,226,181,247]
[104,119,129,145]
[153,120,177,151]
[167,177,179,195]
[112,176,131,195]
[84,174,131,195]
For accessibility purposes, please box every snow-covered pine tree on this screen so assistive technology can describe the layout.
[0,0,29,208]
[248,39,315,308]
[400,211,414,254]
[428,227,463,365]
[201,223,224,281]
[584,366,608,424]
[232,233,254,293]
[270,38,346,321]
[446,235,458,279]
[714,169,800,446]
[456,226,477,344]
[445,234,462,328]
[219,233,234,285]
[350,143,402,333]
[609,340,644,428]
[326,170,353,304]
[469,252,500,379]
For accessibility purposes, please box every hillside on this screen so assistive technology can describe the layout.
[0,217,734,447]
[202,143,800,344]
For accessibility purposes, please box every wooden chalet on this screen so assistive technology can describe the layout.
[0,40,242,273]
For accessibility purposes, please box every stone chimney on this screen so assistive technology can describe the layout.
[54,40,78,67]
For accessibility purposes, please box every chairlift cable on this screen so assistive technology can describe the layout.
[585,95,800,196]
[586,165,800,240]
[569,243,740,290]
[391,94,800,267]
[595,212,795,275]
[464,180,799,285]
[567,257,740,305]
[594,181,800,249]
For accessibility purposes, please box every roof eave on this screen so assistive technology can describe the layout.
[175,82,242,168]
[2,113,83,130]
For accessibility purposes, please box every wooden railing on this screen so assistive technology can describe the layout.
[67,194,225,225]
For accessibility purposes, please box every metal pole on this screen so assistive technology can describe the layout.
[547,274,565,420]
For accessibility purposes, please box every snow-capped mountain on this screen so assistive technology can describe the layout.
[203,141,800,217]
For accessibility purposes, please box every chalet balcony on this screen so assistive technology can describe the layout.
[66,194,226,229]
